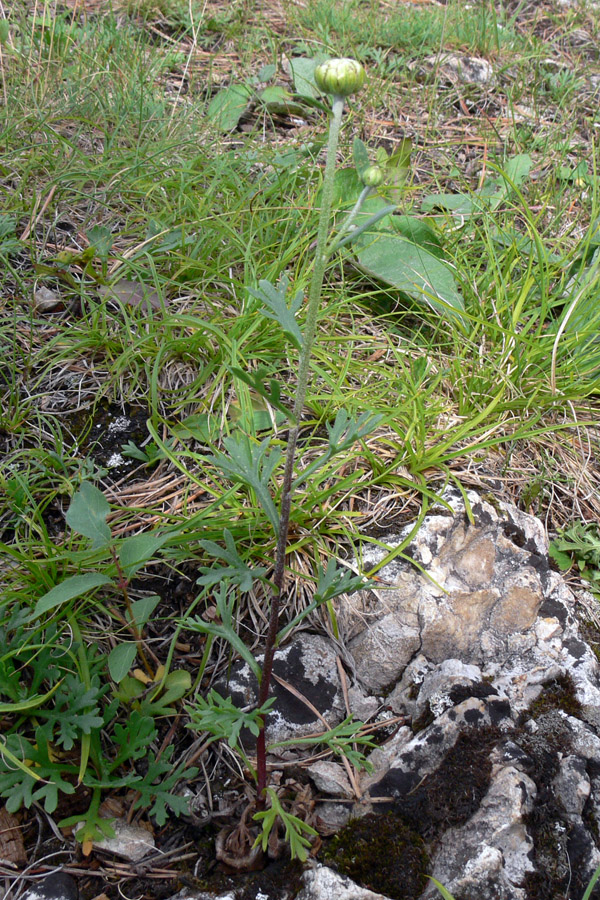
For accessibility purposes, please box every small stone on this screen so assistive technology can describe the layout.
[535,617,563,642]
[314,802,352,835]
[33,286,62,311]
[79,818,155,861]
[22,872,79,900]
[308,761,353,798]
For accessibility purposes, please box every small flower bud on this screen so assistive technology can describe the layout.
[314,58,366,98]
[361,165,384,188]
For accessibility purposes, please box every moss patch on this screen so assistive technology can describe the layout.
[528,672,583,721]
[323,811,428,900]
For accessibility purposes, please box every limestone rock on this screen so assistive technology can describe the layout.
[340,489,600,899]
[214,632,345,743]
[307,761,353,798]
[410,54,495,85]
[297,864,390,900]
[21,873,79,900]
[84,818,155,861]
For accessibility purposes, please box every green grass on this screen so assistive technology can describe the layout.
[2,0,600,885]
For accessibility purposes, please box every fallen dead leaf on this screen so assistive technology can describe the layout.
[98,279,164,313]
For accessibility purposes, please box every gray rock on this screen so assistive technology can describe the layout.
[340,489,600,898]
[22,873,78,900]
[314,801,353,835]
[307,761,353,798]
[410,54,495,84]
[83,818,156,861]
[297,864,390,900]
[166,892,236,900]
[214,632,345,743]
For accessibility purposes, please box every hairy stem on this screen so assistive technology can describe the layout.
[255,94,346,801]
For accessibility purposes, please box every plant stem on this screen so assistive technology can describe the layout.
[255,94,347,800]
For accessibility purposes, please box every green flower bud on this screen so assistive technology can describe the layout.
[314,58,366,98]
[361,165,384,188]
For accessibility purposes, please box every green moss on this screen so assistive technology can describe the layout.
[528,673,583,720]
[322,811,429,900]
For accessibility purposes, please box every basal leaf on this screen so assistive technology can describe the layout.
[66,482,112,548]
[108,643,138,683]
[288,56,320,98]
[118,533,169,578]
[32,573,112,618]
[127,595,161,629]
[352,232,464,318]
[207,84,253,132]
[353,137,370,179]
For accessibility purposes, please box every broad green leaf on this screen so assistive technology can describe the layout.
[504,153,532,187]
[66,482,112,548]
[387,138,412,170]
[259,85,290,105]
[421,193,481,215]
[118,533,169,578]
[172,413,220,443]
[127,595,161,629]
[108,643,138,683]
[143,670,192,714]
[207,84,253,131]
[353,137,370,179]
[352,232,464,318]
[257,63,276,81]
[32,573,112,618]
[86,224,113,258]
[288,56,320,98]
[390,215,444,258]
[330,167,363,209]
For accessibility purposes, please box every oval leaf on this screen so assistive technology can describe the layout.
[32,573,112,618]
[108,643,138,683]
[118,533,169,578]
[353,232,464,318]
[66,482,111,548]
[207,84,253,132]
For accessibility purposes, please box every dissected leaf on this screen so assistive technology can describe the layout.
[206,435,281,533]
[198,529,267,592]
[247,275,304,349]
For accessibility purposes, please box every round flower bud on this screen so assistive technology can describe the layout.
[361,165,384,188]
[314,58,366,98]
